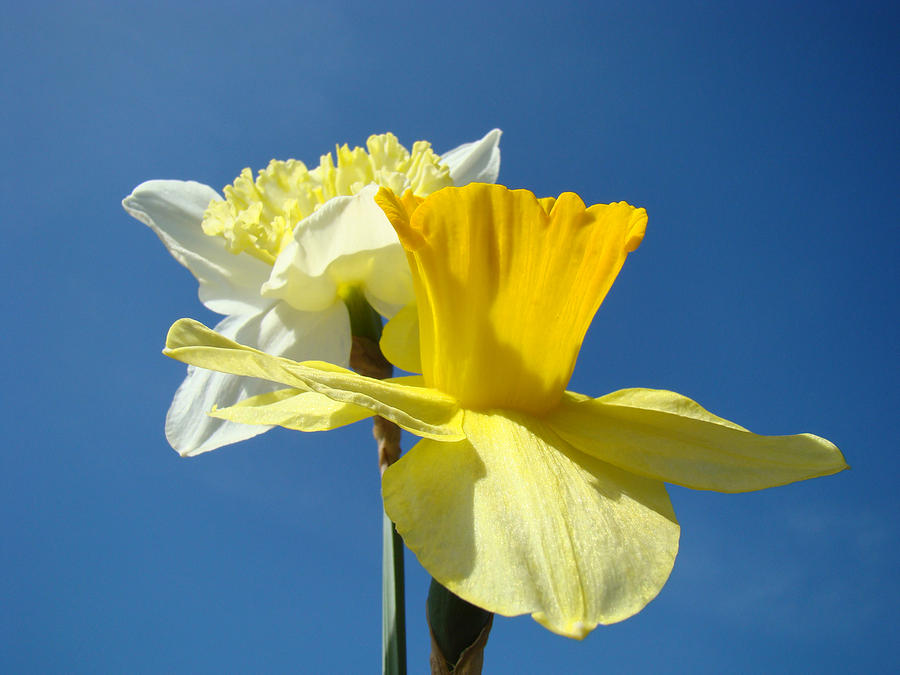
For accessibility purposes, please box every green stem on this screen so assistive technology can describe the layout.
[383,513,407,675]
[339,284,383,343]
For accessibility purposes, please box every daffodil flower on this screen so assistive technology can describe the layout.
[124,130,501,455]
[163,183,847,638]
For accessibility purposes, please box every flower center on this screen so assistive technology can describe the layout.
[201,133,452,265]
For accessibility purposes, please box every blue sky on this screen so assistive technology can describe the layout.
[2,1,897,672]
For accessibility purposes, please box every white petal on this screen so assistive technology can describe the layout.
[123,180,272,315]
[362,244,414,318]
[166,301,351,456]
[261,184,412,314]
[440,129,502,186]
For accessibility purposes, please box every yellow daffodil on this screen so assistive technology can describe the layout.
[163,183,847,638]
[124,130,501,455]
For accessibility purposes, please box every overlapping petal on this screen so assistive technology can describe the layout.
[383,410,679,637]
[209,388,374,431]
[208,376,430,431]
[547,389,848,492]
[166,301,350,456]
[164,319,464,440]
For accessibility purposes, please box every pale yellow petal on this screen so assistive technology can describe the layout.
[380,303,422,373]
[383,410,679,638]
[547,389,848,493]
[210,388,374,431]
[377,183,647,414]
[164,318,464,440]
[386,374,427,386]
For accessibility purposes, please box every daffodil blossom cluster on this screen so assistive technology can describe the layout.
[163,183,847,638]
[124,130,501,455]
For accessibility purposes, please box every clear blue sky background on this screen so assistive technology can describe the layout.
[2,1,897,672]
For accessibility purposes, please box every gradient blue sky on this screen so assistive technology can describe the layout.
[2,1,897,672]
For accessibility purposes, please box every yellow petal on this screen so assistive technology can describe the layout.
[547,389,848,493]
[383,410,679,638]
[376,183,647,414]
[373,187,424,238]
[164,318,464,440]
[380,303,422,373]
[210,388,374,431]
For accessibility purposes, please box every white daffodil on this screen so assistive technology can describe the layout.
[123,130,502,456]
